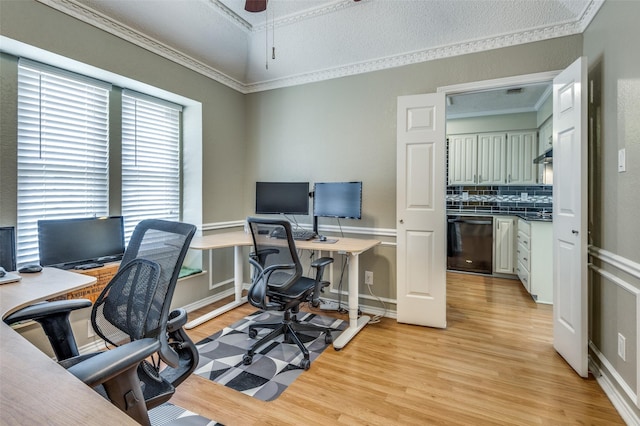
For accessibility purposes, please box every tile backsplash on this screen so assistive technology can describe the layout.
[446,185,552,215]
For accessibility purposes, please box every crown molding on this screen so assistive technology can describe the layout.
[37,0,600,95]
[37,0,247,93]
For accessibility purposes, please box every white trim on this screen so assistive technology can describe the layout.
[590,345,640,424]
[438,71,561,95]
[590,246,640,282]
[34,0,602,94]
[588,245,640,410]
[179,286,237,314]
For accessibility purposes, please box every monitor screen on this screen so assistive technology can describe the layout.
[313,181,362,219]
[38,216,125,268]
[255,182,310,215]
[0,226,16,271]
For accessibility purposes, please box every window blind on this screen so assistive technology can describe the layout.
[16,60,110,266]
[121,91,182,241]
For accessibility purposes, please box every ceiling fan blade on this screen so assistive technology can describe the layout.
[245,0,267,13]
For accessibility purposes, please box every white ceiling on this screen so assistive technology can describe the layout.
[46,0,602,95]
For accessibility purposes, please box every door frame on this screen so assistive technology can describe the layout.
[436,69,585,346]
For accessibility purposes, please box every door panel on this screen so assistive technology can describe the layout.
[397,93,446,328]
[553,57,588,377]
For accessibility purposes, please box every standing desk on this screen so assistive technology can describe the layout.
[0,267,137,425]
[185,230,381,350]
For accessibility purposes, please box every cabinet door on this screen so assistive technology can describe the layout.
[506,131,538,184]
[494,216,515,274]
[448,134,477,185]
[477,133,507,185]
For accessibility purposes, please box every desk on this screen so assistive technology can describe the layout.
[0,267,137,425]
[185,230,381,350]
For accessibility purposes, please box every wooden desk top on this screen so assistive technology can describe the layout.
[190,230,380,254]
[0,267,138,425]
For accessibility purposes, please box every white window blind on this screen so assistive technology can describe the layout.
[16,59,110,266]
[121,90,182,241]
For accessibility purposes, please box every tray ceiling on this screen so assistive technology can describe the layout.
[41,0,603,93]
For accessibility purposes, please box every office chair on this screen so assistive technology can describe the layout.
[244,217,335,370]
[4,219,197,425]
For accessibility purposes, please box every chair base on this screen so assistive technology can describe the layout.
[243,311,334,370]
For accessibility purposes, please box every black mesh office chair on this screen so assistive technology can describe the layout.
[244,217,335,370]
[4,219,197,425]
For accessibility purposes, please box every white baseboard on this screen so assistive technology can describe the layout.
[590,344,640,425]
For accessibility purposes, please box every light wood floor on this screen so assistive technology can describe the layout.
[171,272,624,425]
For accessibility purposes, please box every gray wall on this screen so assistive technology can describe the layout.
[244,37,582,304]
[584,0,640,418]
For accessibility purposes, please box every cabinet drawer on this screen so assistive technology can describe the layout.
[517,242,530,269]
[516,260,530,292]
[517,231,530,251]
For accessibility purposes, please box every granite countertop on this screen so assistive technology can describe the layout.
[446,210,553,222]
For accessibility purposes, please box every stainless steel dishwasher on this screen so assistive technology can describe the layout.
[447,215,493,274]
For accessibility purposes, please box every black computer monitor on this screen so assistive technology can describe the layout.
[255,182,310,215]
[0,226,17,271]
[313,181,362,234]
[38,216,125,268]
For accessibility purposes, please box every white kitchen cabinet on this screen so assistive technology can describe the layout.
[477,133,507,185]
[448,133,506,185]
[448,134,477,185]
[493,216,516,274]
[506,131,538,185]
[538,118,553,155]
[516,218,553,304]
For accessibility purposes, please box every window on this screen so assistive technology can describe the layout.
[121,91,182,240]
[16,59,111,266]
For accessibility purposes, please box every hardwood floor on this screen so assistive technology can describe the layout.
[171,272,624,425]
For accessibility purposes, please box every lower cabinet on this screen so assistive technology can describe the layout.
[516,219,553,304]
[494,216,516,274]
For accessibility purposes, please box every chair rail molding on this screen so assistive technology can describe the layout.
[588,245,640,419]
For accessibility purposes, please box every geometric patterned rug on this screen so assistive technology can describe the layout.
[149,402,222,426]
[194,310,345,401]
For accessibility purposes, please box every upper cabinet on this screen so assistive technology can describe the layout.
[506,131,538,185]
[448,130,536,185]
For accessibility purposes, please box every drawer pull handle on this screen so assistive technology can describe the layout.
[572,229,579,235]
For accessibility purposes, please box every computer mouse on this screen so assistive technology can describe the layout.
[319,235,327,242]
[0,266,6,277]
[18,264,43,273]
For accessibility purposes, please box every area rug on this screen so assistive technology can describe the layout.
[194,310,345,401]
[149,402,222,426]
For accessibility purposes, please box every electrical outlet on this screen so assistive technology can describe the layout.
[364,271,373,286]
[618,333,626,361]
[88,320,95,338]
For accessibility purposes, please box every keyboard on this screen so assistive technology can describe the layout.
[271,228,316,241]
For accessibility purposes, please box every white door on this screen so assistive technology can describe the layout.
[396,93,446,328]
[552,57,588,377]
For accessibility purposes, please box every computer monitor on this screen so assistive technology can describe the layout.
[0,226,17,271]
[313,181,362,234]
[255,182,310,215]
[38,216,125,268]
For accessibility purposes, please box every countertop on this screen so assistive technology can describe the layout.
[446,210,553,222]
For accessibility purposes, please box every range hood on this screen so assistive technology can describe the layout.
[534,148,553,164]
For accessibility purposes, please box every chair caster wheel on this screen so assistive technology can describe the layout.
[243,354,253,365]
[324,333,333,344]
[300,359,311,370]
[248,329,257,339]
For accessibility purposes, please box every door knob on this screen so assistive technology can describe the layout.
[572,230,579,235]
[399,219,404,224]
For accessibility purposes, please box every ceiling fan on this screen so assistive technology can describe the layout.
[245,0,267,13]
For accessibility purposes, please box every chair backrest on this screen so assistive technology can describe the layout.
[92,219,196,351]
[246,217,303,309]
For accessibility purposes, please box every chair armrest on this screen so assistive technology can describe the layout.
[311,257,334,268]
[4,299,92,324]
[67,338,160,388]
